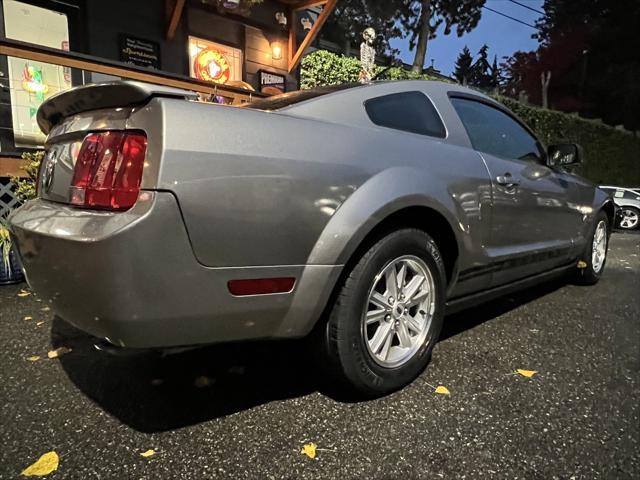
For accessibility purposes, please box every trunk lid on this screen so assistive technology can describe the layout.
[37,81,196,206]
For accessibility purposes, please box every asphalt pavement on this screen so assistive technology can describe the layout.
[1,232,638,479]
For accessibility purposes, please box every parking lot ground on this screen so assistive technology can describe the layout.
[1,232,639,479]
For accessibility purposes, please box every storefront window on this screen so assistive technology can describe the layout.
[3,0,72,147]
[188,36,242,86]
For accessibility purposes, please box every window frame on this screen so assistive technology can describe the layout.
[448,92,547,164]
[363,90,447,139]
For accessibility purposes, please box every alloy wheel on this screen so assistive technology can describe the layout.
[619,208,639,230]
[592,220,607,273]
[362,255,436,368]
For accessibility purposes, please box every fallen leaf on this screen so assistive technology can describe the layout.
[41,307,51,312]
[301,442,317,459]
[140,449,156,458]
[435,385,450,395]
[47,347,72,359]
[193,376,214,388]
[24,316,33,321]
[516,369,537,378]
[577,260,588,269]
[36,322,44,326]
[27,356,40,362]
[18,292,31,297]
[21,451,59,477]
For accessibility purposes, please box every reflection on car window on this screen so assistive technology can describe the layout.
[451,97,543,162]
[364,91,446,138]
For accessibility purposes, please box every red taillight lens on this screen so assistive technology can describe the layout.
[70,131,147,211]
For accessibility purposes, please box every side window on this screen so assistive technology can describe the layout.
[623,190,640,200]
[364,91,446,138]
[451,97,544,162]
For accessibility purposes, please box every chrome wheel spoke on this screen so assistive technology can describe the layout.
[370,292,388,310]
[403,275,425,302]
[396,263,407,292]
[404,315,423,333]
[366,308,386,325]
[384,265,398,299]
[407,289,429,307]
[397,321,412,348]
[370,322,393,354]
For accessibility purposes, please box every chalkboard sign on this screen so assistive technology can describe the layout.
[258,70,286,95]
[119,35,161,69]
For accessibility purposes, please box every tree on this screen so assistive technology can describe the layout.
[399,0,486,72]
[502,0,640,130]
[468,44,491,88]
[453,46,473,85]
[322,0,406,59]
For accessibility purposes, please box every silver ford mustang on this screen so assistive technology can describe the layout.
[9,80,614,395]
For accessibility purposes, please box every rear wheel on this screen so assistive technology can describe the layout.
[575,211,610,285]
[322,229,446,396]
[617,206,639,230]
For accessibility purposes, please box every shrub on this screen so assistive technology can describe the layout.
[300,50,640,186]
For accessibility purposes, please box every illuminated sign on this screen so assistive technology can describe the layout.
[194,48,232,84]
[189,37,242,85]
[22,65,48,101]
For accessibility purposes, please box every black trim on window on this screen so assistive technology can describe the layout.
[364,91,447,139]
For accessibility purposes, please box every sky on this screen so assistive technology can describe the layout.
[390,0,545,76]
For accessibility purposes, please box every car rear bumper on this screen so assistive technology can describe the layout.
[8,193,340,348]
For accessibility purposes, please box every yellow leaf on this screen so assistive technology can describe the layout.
[301,442,317,459]
[41,307,51,312]
[140,449,156,458]
[516,369,537,378]
[24,316,33,321]
[435,385,450,395]
[577,260,588,269]
[36,322,44,326]
[47,347,72,359]
[18,292,31,297]
[27,356,40,362]
[21,451,59,477]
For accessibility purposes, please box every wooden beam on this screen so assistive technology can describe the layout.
[0,157,29,178]
[0,41,263,102]
[288,0,336,72]
[166,0,185,40]
[293,0,330,11]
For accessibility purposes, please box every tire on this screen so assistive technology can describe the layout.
[575,211,610,285]
[616,206,640,230]
[321,228,446,397]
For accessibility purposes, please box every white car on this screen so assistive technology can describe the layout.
[600,186,640,230]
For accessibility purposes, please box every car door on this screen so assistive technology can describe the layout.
[450,96,577,286]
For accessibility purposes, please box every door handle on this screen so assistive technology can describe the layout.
[496,173,520,188]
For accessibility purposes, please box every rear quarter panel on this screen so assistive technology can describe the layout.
[149,98,493,275]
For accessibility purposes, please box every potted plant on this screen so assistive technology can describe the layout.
[0,151,43,285]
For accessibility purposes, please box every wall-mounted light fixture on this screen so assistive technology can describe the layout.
[271,41,283,60]
[275,12,287,29]
[222,0,240,9]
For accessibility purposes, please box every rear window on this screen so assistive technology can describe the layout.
[364,91,446,138]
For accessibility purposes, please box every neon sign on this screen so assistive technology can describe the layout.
[193,48,232,84]
[22,64,48,101]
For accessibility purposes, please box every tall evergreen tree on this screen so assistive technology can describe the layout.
[453,46,473,85]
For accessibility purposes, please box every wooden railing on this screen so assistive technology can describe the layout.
[0,38,268,177]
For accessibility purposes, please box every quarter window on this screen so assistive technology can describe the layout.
[365,91,446,138]
[451,97,544,162]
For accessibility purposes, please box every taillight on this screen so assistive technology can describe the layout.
[69,131,147,211]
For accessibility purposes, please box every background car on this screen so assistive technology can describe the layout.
[600,186,640,230]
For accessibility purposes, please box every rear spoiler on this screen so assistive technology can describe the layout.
[37,81,198,134]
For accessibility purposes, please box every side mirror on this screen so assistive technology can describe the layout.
[546,143,582,167]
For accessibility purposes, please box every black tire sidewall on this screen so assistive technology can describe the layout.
[329,229,446,395]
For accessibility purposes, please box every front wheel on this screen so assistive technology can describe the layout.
[617,206,640,230]
[322,229,446,396]
[575,211,610,285]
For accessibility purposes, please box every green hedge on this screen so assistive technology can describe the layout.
[301,50,640,186]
